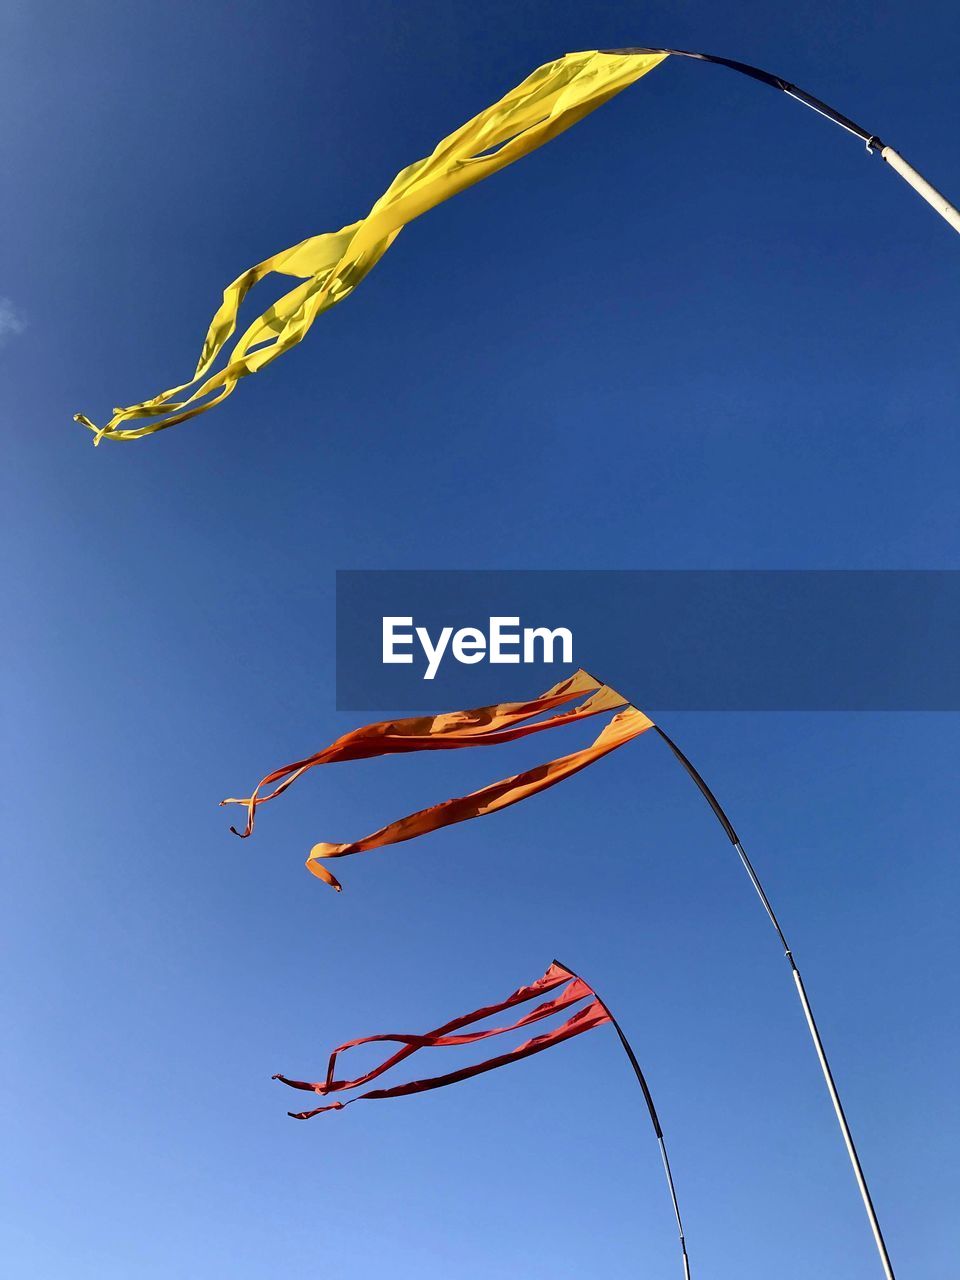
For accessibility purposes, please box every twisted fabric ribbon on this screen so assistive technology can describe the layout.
[75,49,666,443]
[221,669,653,889]
[274,960,609,1119]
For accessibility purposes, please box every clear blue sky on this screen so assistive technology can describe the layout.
[2,2,958,1276]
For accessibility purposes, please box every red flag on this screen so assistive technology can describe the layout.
[274,961,610,1119]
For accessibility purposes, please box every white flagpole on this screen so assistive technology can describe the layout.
[877,147,960,234]
[653,727,897,1280]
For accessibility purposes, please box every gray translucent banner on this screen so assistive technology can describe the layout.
[336,570,959,711]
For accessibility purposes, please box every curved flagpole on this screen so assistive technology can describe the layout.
[651,727,896,1280]
[555,959,692,1280]
[606,46,960,235]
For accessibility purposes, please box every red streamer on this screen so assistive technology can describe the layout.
[274,961,610,1120]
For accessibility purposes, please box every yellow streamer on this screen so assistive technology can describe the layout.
[75,49,667,443]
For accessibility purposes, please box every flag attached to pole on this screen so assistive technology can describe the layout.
[76,44,958,444]
[75,50,666,444]
[221,669,653,889]
[275,958,695,1279]
[273,960,610,1119]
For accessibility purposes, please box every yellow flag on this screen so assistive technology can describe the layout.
[76,50,667,444]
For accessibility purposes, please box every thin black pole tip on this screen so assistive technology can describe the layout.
[561,957,689,1275]
[600,45,882,148]
[653,724,740,845]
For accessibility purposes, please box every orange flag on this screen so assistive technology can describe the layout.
[222,669,653,889]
